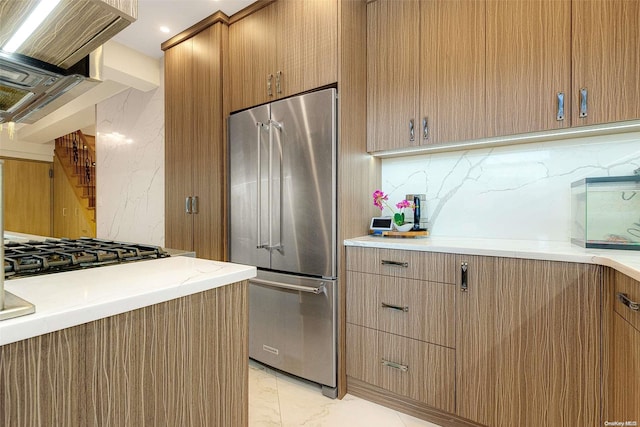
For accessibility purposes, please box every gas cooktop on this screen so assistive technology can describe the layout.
[3,238,169,280]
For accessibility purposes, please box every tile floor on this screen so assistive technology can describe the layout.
[249,360,442,427]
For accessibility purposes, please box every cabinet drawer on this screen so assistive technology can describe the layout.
[346,324,455,413]
[613,270,640,332]
[347,271,455,347]
[346,246,456,283]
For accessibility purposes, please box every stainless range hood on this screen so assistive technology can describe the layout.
[0,52,99,124]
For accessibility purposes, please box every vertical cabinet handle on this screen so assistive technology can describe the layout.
[267,74,273,97]
[185,196,192,214]
[422,117,429,142]
[579,88,588,118]
[617,293,640,312]
[461,262,468,292]
[381,359,408,372]
[275,71,282,94]
[409,119,415,143]
[192,196,199,214]
[556,92,565,121]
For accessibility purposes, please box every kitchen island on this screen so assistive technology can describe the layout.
[343,235,640,427]
[0,255,255,426]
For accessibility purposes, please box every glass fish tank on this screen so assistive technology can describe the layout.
[571,176,640,250]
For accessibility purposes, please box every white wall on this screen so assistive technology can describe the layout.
[95,66,165,246]
[381,131,640,242]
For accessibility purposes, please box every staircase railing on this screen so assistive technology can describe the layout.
[54,130,96,219]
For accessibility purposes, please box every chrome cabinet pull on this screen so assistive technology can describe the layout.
[275,71,282,94]
[381,358,408,372]
[381,260,409,268]
[617,292,640,312]
[409,119,415,143]
[579,88,588,118]
[381,302,409,312]
[185,196,192,214]
[556,92,565,121]
[192,196,199,214]
[422,117,429,141]
[461,262,468,292]
[267,74,273,97]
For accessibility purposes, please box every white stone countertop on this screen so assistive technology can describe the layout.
[344,235,640,283]
[0,256,256,346]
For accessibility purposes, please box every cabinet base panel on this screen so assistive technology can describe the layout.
[347,377,482,427]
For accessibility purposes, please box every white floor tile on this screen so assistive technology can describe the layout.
[248,360,441,427]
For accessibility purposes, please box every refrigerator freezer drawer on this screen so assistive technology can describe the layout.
[249,271,337,393]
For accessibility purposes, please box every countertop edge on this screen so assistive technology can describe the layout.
[0,258,256,346]
[344,236,640,282]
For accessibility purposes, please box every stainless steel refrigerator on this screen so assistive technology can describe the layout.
[228,88,338,398]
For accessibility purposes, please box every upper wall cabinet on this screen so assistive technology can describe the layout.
[486,0,571,137]
[229,0,337,112]
[368,0,640,154]
[366,0,419,152]
[572,0,640,126]
[367,0,485,152]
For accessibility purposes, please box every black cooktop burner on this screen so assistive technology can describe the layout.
[4,238,169,279]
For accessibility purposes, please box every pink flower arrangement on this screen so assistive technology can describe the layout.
[372,190,414,225]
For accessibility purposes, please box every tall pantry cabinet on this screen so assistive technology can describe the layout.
[163,16,227,261]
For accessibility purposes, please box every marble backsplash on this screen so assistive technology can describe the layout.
[381,131,640,242]
[95,74,165,246]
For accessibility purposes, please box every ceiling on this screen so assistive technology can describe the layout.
[112,0,256,59]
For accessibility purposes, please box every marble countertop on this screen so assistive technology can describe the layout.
[345,235,640,282]
[0,256,256,346]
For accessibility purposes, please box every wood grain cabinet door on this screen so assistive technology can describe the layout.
[366,0,419,152]
[164,23,226,260]
[604,270,640,424]
[456,255,601,427]
[164,38,195,253]
[229,5,276,112]
[275,0,337,99]
[572,0,640,126]
[419,0,486,145]
[486,0,571,137]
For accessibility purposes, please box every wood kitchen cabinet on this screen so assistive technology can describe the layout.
[572,0,640,126]
[164,21,226,260]
[346,246,602,426]
[228,0,337,112]
[486,0,572,137]
[603,269,640,423]
[367,0,485,152]
[0,283,248,426]
[457,256,601,427]
[345,247,458,417]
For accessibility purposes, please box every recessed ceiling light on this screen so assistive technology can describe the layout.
[160,26,170,34]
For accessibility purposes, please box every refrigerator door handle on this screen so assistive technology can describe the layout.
[256,122,266,249]
[252,277,326,294]
[268,119,284,252]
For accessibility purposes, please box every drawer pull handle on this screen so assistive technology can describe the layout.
[381,260,409,268]
[617,292,640,312]
[381,359,408,372]
[381,302,409,312]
